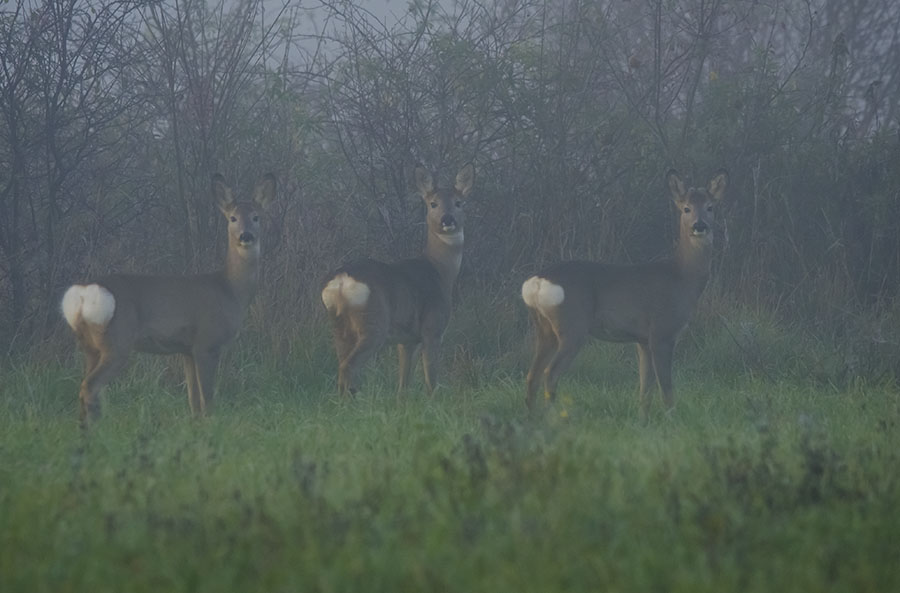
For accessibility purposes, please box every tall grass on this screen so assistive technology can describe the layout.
[1,304,899,592]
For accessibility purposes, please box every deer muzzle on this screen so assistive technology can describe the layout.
[440,214,457,232]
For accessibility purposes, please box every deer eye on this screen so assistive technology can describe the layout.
[683,207,691,213]
[430,202,438,209]
[230,216,238,222]
[455,200,462,208]
[252,215,259,222]
[706,205,714,212]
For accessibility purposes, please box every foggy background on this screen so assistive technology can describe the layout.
[1,0,899,375]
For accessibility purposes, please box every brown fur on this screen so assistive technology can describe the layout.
[63,173,276,424]
[523,168,727,417]
[322,164,475,396]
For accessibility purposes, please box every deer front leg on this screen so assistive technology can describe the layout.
[182,354,202,416]
[192,347,221,416]
[420,335,442,396]
[397,343,420,395]
[649,337,676,412]
[636,342,655,419]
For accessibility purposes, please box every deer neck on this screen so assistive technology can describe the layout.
[674,227,713,290]
[224,239,261,310]
[425,230,464,299]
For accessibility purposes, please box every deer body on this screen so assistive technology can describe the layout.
[322,164,474,396]
[522,169,727,415]
[62,173,276,424]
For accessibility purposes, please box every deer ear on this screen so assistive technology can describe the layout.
[212,174,234,214]
[415,166,433,197]
[666,169,687,206]
[455,163,475,198]
[707,169,728,201]
[253,173,277,209]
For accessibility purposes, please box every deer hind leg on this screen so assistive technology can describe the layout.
[80,344,101,386]
[339,316,388,396]
[331,322,358,396]
[397,343,421,395]
[76,344,101,424]
[82,345,101,376]
[525,314,558,409]
[649,337,676,412]
[191,347,221,417]
[79,347,130,426]
[543,325,588,402]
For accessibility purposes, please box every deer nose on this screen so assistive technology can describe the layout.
[440,214,457,230]
[692,220,709,234]
[239,231,256,244]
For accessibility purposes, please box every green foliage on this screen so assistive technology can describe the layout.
[3,306,900,592]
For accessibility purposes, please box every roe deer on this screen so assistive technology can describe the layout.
[61,173,276,424]
[521,169,727,416]
[322,163,475,396]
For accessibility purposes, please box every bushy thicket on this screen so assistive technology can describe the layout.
[1,0,899,375]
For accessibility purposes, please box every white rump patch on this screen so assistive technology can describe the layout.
[321,273,370,312]
[61,284,116,329]
[521,276,565,312]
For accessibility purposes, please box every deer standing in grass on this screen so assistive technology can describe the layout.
[521,169,727,416]
[61,173,276,424]
[322,164,474,396]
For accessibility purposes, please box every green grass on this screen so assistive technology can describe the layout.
[1,318,899,592]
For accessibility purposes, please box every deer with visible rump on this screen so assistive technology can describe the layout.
[322,163,474,396]
[61,173,276,424]
[521,169,727,416]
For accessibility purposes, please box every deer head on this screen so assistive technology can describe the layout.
[667,168,727,248]
[415,163,475,248]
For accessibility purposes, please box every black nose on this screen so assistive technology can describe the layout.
[239,231,255,243]
[440,214,456,228]
[692,220,709,233]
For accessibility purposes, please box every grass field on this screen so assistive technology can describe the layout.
[1,313,899,592]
